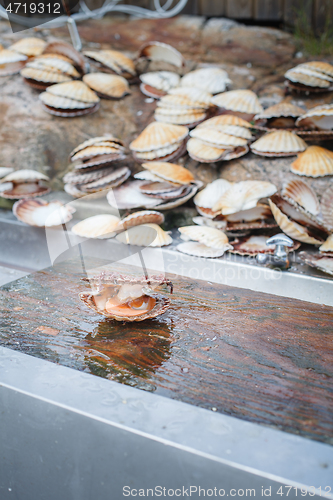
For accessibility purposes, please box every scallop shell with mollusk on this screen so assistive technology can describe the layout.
[187,138,227,163]
[211,89,263,115]
[71,214,120,239]
[230,235,300,256]
[180,67,231,94]
[9,37,46,57]
[140,71,180,92]
[178,225,231,250]
[13,198,75,227]
[83,73,130,99]
[141,161,194,185]
[129,122,188,152]
[251,130,307,157]
[281,179,320,216]
[116,210,164,232]
[295,105,333,130]
[213,180,277,215]
[290,146,333,177]
[116,223,172,247]
[138,41,185,68]
[190,128,248,148]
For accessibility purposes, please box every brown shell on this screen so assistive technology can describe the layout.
[142,161,194,185]
[298,252,333,276]
[13,198,74,227]
[83,73,130,99]
[291,146,333,177]
[281,179,320,216]
[1,183,50,199]
[230,235,300,256]
[116,210,164,232]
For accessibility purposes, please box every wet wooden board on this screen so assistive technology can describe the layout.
[0,257,332,444]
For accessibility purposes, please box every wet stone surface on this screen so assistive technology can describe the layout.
[0,256,332,444]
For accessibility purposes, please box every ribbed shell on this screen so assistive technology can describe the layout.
[2,169,49,183]
[177,241,229,258]
[285,69,331,88]
[71,145,123,162]
[13,198,74,227]
[167,87,213,107]
[213,180,277,215]
[194,179,233,211]
[0,49,27,63]
[142,161,194,185]
[299,252,333,276]
[268,199,322,245]
[197,114,252,129]
[116,223,172,247]
[129,122,188,152]
[29,57,79,77]
[39,93,95,110]
[187,138,227,162]
[290,146,333,177]
[43,41,87,74]
[225,204,272,222]
[281,179,320,215]
[154,182,200,210]
[320,234,333,253]
[251,130,307,156]
[63,166,116,185]
[180,67,231,94]
[321,187,333,229]
[81,167,130,192]
[158,94,208,110]
[289,65,333,82]
[116,210,164,232]
[22,66,72,84]
[300,61,333,77]
[83,73,130,98]
[71,214,120,239]
[139,41,184,68]
[84,50,135,76]
[135,143,181,161]
[255,102,305,120]
[140,71,180,91]
[296,105,333,130]
[179,225,230,250]
[155,108,207,126]
[190,128,247,148]
[203,124,253,140]
[107,181,163,210]
[9,37,46,57]
[46,81,100,103]
[211,90,263,114]
[71,135,123,156]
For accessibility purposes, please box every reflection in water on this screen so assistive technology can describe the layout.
[82,319,172,386]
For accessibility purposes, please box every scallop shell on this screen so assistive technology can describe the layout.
[281,179,320,216]
[71,145,124,162]
[139,180,182,195]
[13,198,74,227]
[83,73,130,99]
[298,252,333,276]
[179,225,231,250]
[116,223,172,247]
[63,166,116,185]
[190,128,248,148]
[0,183,50,199]
[27,57,79,78]
[300,61,333,78]
[0,49,27,75]
[255,102,305,120]
[71,214,120,239]
[70,135,123,156]
[296,105,333,130]
[43,41,87,74]
[290,146,333,177]
[211,90,263,114]
[37,53,74,64]
[22,66,72,86]
[129,122,188,152]
[84,50,135,77]
[138,41,185,68]
[9,37,46,57]
[81,167,131,193]
[116,210,164,232]
[2,169,49,183]
[230,235,290,256]
[154,182,200,210]
[177,241,230,258]
[73,151,124,169]
[140,71,180,92]
[187,138,227,162]
[40,92,96,110]
[213,180,277,215]
[46,81,100,103]
[251,130,307,157]
[194,179,233,212]
[0,167,14,179]
[225,204,272,222]
[223,145,249,161]
[197,114,252,129]
[320,234,333,253]
[203,124,253,140]
[167,87,213,107]
[155,108,207,126]
[268,199,322,245]
[158,94,207,110]
[180,67,231,94]
[285,69,331,88]
[192,216,227,230]
[107,181,163,210]
[290,65,333,82]
[134,143,181,161]
[142,161,194,185]
[41,102,100,117]
[133,171,162,182]
[321,186,333,229]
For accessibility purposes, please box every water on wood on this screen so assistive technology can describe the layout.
[0,256,332,444]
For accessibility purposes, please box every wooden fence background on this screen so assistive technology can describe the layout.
[118,0,333,30]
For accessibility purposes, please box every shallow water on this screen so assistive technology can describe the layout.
[0,256,333,444]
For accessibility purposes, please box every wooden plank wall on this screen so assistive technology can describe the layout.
[122,0,333,31]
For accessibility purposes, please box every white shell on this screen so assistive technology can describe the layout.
[187,138,227,162]
[0,49,27,64]
[40,92,95,110]
[180,67,231,94]
[107,181,163,210]
[177,241,230,258]
[320,234,333,253]
[71,214,120,239]
[179,225,231,250]
[194,179,233,210]
[281,179,320,216]
[2,169,49,183]
[190,128,248,148]
[27,57,80,77]
[13,199,75,227]
[251,131,307,156]
[139,41,185,68]
[211,89,263,114]
[167,87,213,108]
[116,223,172,247]
[0,167,14,179]
[213,181,277,215]
[140,71,180,92]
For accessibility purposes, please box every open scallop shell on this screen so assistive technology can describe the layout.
[107,181,163,210]
[298,252,333,276]
[138,41,185,68]
[71,214,120,239]
[155,108,207,126]
[0,49,27,75]
[290,146,333,177]
[179,225,231,250]
[177,241,230,258]
[269,199,323,245]
[190,128,248,148]
[197,114,252,129]
[194,179,233,216]
[140,71,180,93]
[81,167,130,193]
[10,37,46,57]
[0,183,50,199]
[130,122,188,152]
[299,61,333,77]
[154,182,201,210]
[27,57,80,78]
[116,223,172,247]
[70,135,123,156]
[213,181,277,215]
[319,234,333,253]
[230,235,300,256]
[116,210,164,232]
[295,105,333,130]
[281,179,320,216]
[71,145,124,162]
[141,161,194,185]
[40,93,96,110]
[251,130,307,157]
[321,186,333,230]
[255,102,304,121]
[63,166,117,185]
[22,67,72,87]
[46,81,100,103]
[84,50,135,78]
[13,198,74,227]
[0,167,14,179]
[43,41,87,74]
[285,68,331,88]
[180,67,231,94]
[2,169,49,183]
[83,73,130,99]
[211,90,263,115]
[187,138,227,162]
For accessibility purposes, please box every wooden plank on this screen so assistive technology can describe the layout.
[283,0,313,27]
[225,0,253,18]
[253,0,283,19]
[313,0,333,32]
[1,256,333,444]
[198,0,226,16]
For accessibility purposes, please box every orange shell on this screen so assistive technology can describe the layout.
[291,146,333,177]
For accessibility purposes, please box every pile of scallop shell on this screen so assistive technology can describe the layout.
[63,135,129,197]
[0,169,50,199]
[187,114,252,162]
[129,121,189,162]
[108,161,201,211]
[71,209,172,247]
[39,81,100,117]
[285,61,333,93]
[79,272,173,322]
